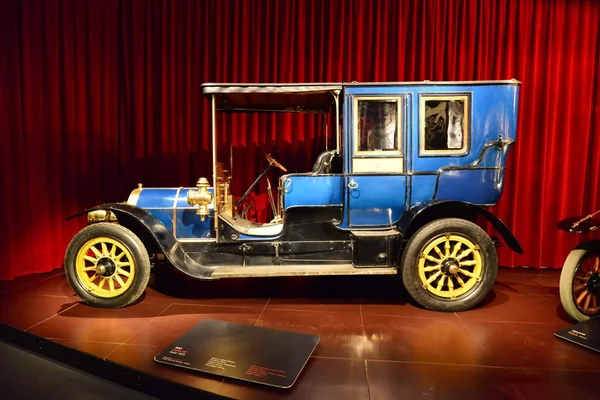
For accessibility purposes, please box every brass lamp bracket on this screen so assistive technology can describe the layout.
[187,177,214,221]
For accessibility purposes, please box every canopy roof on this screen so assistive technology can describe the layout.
[202,83,342,112]
[201,79,521,112]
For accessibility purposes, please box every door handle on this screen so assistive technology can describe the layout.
[283,179,292,193]
[348,179,358,189]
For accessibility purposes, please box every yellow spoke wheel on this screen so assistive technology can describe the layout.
[75,237,136,298]
[401,218,497,312]
[418,233,483,300]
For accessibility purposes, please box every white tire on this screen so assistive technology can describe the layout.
[559,248,600,322]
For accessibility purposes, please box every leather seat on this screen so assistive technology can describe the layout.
[219,213,284,236]
[311,150,342,174]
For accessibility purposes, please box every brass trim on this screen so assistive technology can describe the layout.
[87,210,118,224]
[176,238,218,243]
[333,90,341,152]
[352,96,403,156]
[187,178,214,221]
[211,264,397,278]
[173,187,182,237]
[419,94,470,156]
[211,95,219,240]
[126,187,142,206]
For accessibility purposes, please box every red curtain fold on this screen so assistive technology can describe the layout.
[0,0,598,280]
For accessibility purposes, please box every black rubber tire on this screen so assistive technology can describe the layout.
[559,248,600,322]
[400,218,498,312]
[64,223,151,308]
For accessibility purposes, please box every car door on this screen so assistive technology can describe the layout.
[346,94,407,228]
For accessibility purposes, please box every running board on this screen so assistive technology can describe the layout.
[211,264,397,278]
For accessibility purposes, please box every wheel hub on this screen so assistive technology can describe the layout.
[441,258,460,276]
[588,273,600,295]
[95,257,116,277]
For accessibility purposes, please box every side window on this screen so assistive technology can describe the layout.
[355,98,401,154]
[420,95,469,155]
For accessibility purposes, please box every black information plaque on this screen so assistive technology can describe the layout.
[554,317,600,353]
[154,319,320,388]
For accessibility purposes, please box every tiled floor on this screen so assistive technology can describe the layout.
[1,266,599,400]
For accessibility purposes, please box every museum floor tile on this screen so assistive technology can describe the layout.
[0,266,598,400]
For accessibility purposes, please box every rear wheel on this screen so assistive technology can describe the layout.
[64,222,151,308]
[559,248,600,322]
[401,218,498,312]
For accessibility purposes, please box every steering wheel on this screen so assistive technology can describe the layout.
[265,153,288,173]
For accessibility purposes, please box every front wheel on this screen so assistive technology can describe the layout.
[64,222,151,308]
[400,218,498,312]
[559,247,600,322]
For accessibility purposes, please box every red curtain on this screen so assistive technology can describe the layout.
[0,0,599,281]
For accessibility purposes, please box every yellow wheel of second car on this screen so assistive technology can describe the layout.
[75,237,136,298]
[65,222,151,308]
[418,234,483,299]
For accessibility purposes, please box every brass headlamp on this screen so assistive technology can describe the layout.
[187,177,213,221]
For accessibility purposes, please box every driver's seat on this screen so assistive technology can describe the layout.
[312,150,342,174]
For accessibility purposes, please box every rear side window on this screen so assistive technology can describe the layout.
[354,97,402,155]
[420,95,469,155]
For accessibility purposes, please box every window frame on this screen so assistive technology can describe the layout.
[419,93,471,157]
[352,96,403,157]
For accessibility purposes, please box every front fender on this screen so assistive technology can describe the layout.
[67,203,215,279]
[398,200,523,254]
[573,240,600,253]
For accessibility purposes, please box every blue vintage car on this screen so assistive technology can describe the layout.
[65,80,523,311]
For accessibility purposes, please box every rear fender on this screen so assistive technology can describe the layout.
[67,203,215,279]
[398,201,523,254]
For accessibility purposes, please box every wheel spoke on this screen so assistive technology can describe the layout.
[436,275,446,291]
[110,244,117,257]
[116,262,130,267]
[455,274,466,287]
[459,260,478,267]
[108,278,115,292]
[426,255,442,263]
[98,278,106,289]
[576,289,589,304]
[101,242,109,256]
[450,242,462,258]
[426,271,441,284]
[90,246,102,258]
[447,277,455,298]
[594,257,599,272]
[434,246,444,259]
[83,255,98,264]
[444,237,450,257]
[89,274,99,283]
[423,265,441,272]
[116,252,126,261]
[114,274,126,287]
[82,266,96,272]
[573,282,587,292]
[459,268,478,279]
[456,248,473,261]
[583,293,592,310]
[117,268,131,277]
